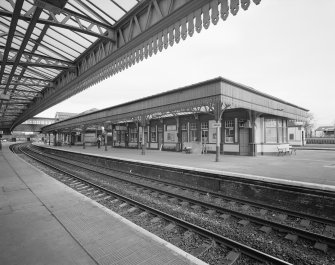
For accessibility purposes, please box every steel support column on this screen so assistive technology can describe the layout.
[82,126,86,149]
[175,116,180,152]
[140,115,148,155]
[214,102,230,162]
[103,123,108,151]
[53,131,56,146]
[69,129,72,147]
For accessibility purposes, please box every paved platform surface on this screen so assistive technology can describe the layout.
[37,143,335,191]
[0,142,207,265]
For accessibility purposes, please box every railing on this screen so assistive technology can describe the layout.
[306,137,335,144]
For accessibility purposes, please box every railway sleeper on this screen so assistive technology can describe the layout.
[314,242,328,253]
[223,251,241,265]
[189,242,212,258]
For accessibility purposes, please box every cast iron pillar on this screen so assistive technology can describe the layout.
[103,123,108,151]
[82,126,86,149]
[53,131,57,146]
[140,115,147,155]
[214,102,230,162]
[69,129,72,148]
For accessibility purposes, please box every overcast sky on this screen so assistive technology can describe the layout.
[37,0,335,127]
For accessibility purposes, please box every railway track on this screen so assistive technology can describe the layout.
[11,143,335,265]
[29,144,335,243]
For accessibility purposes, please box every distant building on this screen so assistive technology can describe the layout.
[314,126,335,137]
[55,112,78,121]
[12,117,57,142]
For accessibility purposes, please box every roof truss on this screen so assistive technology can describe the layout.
[0,0,261,132]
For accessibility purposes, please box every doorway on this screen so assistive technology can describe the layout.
[239,128,250,155]
[158,130,163,150]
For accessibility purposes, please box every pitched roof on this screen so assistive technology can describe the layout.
[315,126,335,131]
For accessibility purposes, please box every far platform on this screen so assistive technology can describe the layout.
[36,143,335,191]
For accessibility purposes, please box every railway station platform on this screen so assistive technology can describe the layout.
[0,142,207,265]
[37,142,335,191]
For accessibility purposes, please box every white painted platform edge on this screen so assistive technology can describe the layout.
[36,143,335,192]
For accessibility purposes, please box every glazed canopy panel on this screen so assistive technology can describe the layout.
[0,0,262,132]
[41,77,308,133]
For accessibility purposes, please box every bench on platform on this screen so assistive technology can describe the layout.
[289,145,296,155]
[277,145,286,155]
[184,146,192,154]
[277,144,296,155]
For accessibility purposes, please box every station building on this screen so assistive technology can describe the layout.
[41,77,308,156]
[288,121,306,146]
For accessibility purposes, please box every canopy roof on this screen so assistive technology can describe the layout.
[41,77,309,133]
[0,0,261,133]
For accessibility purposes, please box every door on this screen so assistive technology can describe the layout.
[181,131,188,148]
[201,130,208,153]
[158,131,163,150]
[239,128,249,155]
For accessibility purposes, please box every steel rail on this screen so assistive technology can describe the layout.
[15,143,292,265]
[27,145,335,249]
[35,145,335,227]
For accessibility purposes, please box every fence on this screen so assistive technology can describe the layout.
[307,137,335,144]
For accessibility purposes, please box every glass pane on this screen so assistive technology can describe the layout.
[265,128,277,143]
[265,119,276,127]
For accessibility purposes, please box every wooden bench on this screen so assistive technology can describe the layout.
[277,145,296,155]
[277,146,285,156]
[289,145,296,155]
[184,146,192,154]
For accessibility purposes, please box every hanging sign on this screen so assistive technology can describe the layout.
[212,123,221,128]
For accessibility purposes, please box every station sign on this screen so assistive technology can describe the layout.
[212,123,221,128]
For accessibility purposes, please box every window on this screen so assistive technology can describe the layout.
[181,123,187,130]
[121,131,125,143]
[265,119,277,143]
[201,122,208,129]
[190,123,197,130]
[289,133,294,140]
[224,120,234,143]
[130,128,137,142]
[201,122,209,143]
[190,122,197,141]
[264,118,288,143]
[150,126,157,142]
[202,130,209,143]
[166,125,176,131]
[144,126,148,142]
[278,119,283,143]
[282,120,287,142]
[238,119,245,128]
[116,131,121,142]
[167,132,175,141]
